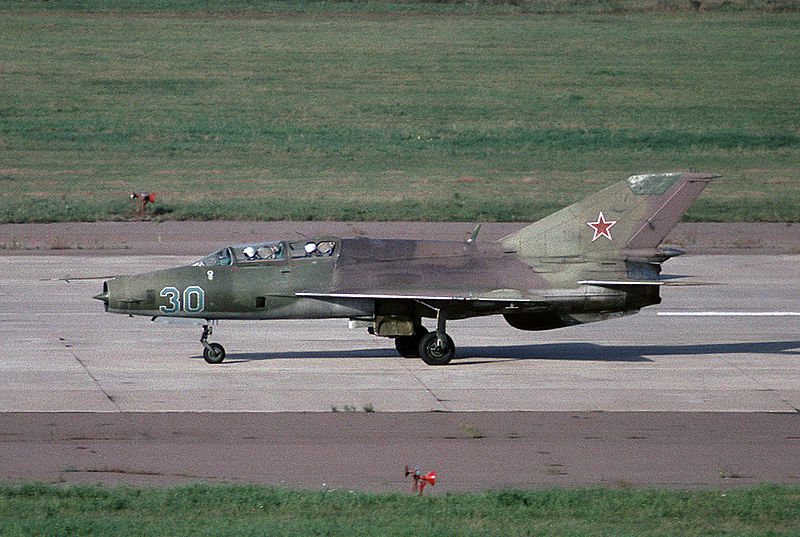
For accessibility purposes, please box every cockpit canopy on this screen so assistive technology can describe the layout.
[193,240,336,267]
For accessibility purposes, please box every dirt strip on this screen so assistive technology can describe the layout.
[1,412,798,490]
[1,222,799,256]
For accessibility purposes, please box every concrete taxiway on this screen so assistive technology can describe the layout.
[2,248,799,489]
[1,253,799,413]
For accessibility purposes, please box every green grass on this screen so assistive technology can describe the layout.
[4,0,800,14]
[1,482,799,536]
[0,1,798,222]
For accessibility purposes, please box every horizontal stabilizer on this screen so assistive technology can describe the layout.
[579,280,664,287]
[580,279,715,287]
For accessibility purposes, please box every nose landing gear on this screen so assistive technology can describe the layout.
[200,324,225,364]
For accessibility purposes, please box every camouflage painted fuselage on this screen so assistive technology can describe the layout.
[104,236,650,327]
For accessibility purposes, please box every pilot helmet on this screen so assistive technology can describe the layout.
[304,243,317,255]
[243,246,256,258]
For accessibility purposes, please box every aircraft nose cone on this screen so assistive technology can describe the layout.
[93,291,109,303]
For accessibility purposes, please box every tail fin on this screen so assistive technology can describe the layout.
[501,172,716,259]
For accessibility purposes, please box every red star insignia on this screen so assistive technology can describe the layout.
[587,211,617,242]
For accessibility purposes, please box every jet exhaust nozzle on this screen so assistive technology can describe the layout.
[94,281,109,310]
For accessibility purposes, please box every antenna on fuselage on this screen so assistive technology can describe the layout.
[467,223,482,243]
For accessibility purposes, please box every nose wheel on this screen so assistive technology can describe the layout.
[201,324,225,364]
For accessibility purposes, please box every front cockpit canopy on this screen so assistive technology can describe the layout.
[193,241,284,266]
[234,242,285,263]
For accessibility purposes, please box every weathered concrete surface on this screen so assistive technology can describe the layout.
[1,254,798,413]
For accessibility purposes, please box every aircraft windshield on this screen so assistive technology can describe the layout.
[193,248,232,267]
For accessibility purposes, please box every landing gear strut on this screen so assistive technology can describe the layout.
[201,324,225,364]
[418,309,454,366]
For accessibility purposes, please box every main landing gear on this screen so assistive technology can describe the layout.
[395,309,455,366]
[418,331,455,366]
[200,324,225,364]
[394,324,428,358]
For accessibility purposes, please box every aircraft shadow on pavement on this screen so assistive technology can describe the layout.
[458,340,800,363]
[197,340,800,364]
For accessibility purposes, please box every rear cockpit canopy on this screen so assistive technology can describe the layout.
[288,240,336,258]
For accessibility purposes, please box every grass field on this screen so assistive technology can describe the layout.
[1,482,799,536]
[0,1,798,222]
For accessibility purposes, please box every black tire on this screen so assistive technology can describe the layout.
[418,332,454,366]
[394,325,428,358]
[203,343,226,364]
[395,336,419,357]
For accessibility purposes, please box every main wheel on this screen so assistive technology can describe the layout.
[203,342,226,364]
[418,332,454,366]
[394,325,428,358]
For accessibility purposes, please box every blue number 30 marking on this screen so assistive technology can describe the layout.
[160,286,205,314]
[183,286,205,313]
[159,287,180,313]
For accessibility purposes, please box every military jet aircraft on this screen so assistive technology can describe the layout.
[94,171,715,365]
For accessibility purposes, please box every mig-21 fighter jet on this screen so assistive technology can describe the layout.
[94,172,715,365]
